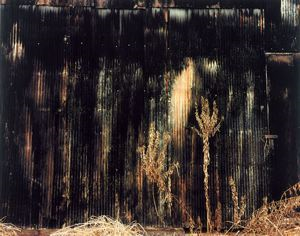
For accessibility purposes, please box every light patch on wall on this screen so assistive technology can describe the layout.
[9,23,25,63]
[24,109,32,166]
[220,9,235,17]
[283,87,289,100]
[31,62,47,109]
[60,63,69,107]
[96,67,113,167]
[253,9,262,17]
[121,9,139,17]
[96,0,108,9]
[11,41,24,62]
[281,0,299,26]
[246,86,254,119]
[202,58,220,75]
[246,72,255,120]
[227,83,233,112]
[151,8,161,17]
[169,9,192,22]
[170,59,195,147]
[259,10,265,33]
[237,130,244,183]
[153,0,162,8]
[23,107,34,195]
[36,0,51,5]
[208,9,219,17]
[97,9,111,18]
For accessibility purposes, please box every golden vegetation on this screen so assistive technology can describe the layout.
[137,123,179,204]
[137,123,179,222]
[0,219,20,236]
[243,182,300,235]
[50,216,144,236]
[214,172,222,232]
[228,176,246,227]
[194,96,222,232]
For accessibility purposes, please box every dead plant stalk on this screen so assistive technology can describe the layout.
[228,176,246,226]
[137,123,179,224]
[194,96,222,232]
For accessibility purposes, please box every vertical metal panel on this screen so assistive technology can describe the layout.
[266,0,300,52]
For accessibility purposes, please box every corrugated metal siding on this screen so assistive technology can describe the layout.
[266,55,300,199]
[266,0,300,52]
[0,4,296,229]
[0,0,290,8]
[0,0,278,8]
[2,1,299,53]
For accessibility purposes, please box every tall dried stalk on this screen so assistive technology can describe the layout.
[194,96,222,232]
[228,176,246,226]
[137,123,179,223]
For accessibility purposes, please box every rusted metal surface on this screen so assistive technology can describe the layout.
[1,1,299,52]
[0,0,286,9]
[0,2,299,230]
[0,0,297,9]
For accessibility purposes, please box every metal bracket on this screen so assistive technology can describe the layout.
[264,134,278,139]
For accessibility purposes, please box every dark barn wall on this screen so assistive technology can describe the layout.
[0,0,281,8]
[0,1,299,230]
[1,0,300,53]
[266,54,300,199]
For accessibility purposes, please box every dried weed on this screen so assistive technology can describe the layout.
[228,176,246,228]
[241,182,300,235]
[50,216,145,236]
[137,123,179,222]
[194,96,222,232]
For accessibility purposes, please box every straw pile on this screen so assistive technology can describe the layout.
[50,216,145,236]
[242,182,300,235]
[0,219,20,236]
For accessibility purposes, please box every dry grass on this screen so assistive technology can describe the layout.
[194,96,222,232]
[138,123,179,207]
[214,171,222,232]
[228,176,246,227]
[241,182,300,235]
[0,219,20,236]
[50,216,145,236]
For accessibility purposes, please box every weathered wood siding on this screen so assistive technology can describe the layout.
[0,2,299,229]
